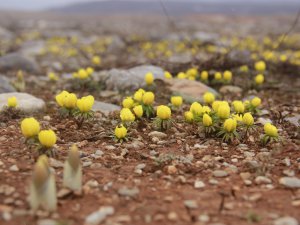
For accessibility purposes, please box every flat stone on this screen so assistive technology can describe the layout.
[0,92,45,113]
[285,115,300,127]
[9,165,19,172]
[85,206,115,225]
[184,200,198,209]
[273,217,299,225]
[279,177,300,188]
[255,176,272,185]
[0,75,16,93]
[93,101,120,115]
[194,180,205,189]
[0,53,40,73]
[148,131,167,139]
[118,187,139,197]
[219,85,243,94]
[165,79,218,103]
[213,170,228,178]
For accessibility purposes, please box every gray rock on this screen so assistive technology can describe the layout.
[194,180,205,189]
[227,50,252,64]
[99,65,165,91]
[107,35,126,53]
[18,40,45,57]
[0,53,40,73]
[255,176,272,185]
[0,26,14,40]
[0,92,45,113]
[37,219,57,225]
[274,217,299,225]
[0,75,15,93]
[165,79,218,103]
[168,54,192,64]
[279,177,300,188]
[213,170,228,178]
[219,85,243,95]
[85,206,115,225]
[118,187,139,197]
[285,114,300,127]
[148,131,167,139]
[93,101,120,115]
[184,200,198,209]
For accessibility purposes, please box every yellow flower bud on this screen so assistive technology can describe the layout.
[21,117,40,138]
[203,92,215,104]
[142,92,155,105]
[212,100,222,111]
[78,69,89,79]
[223,118,237,132]
[217,104,230,119]
[115,124,127,139]
[86,67,94,75]
[133,89,145,102]
[255,74,264,85]
[240,65,249,72]
[184,111,194,122]
[120,108,135,122]
[145,72,154,85]
[243,112,254,126]
[133,105,143,118]
[202,106,211,113]
[177,72,186,79]
[223,70,232,81]
[200,71,208,80]
[171,96,183,107]
[255,60,266,71]
[92,56,101,65]
[190,102,202,116]
[38,130,57,148]
[157,105,171,120]
[55,91,69,107]
[7,96,17,108]
[64,93,77,109]
[203,113,212,127]
[76,95,94,112]
[186,68,197,77]
[122,97,134,109]
[264,123,278,137]
[214,72,222,80]
[164,71,172,79]
[48,72,58,81]
[233,100,245,114]
[251,97,261,107]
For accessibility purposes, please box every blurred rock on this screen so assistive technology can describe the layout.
[98,65,164,91]
[165,79,218,103]
[0,53,40,73]
[227,50,252,64]
[0,92,45,113]
[219,85,243,94]
[18,40,45,57]
[0,75,15,93]
[93,101,121,115]
[279,177,300,188]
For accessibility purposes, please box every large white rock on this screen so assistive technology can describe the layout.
[93,101,121,115]
[0,92,45,113]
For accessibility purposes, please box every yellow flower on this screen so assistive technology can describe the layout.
[214,72,222,80]
[86,67,94,75]
[255,60,266,71]
[223,118,237,132]
[223,70,232,81]
[55,91,69,107]
[177,72,186,79]
[122,97,134,109]
[48,72,58,81]
[251,97,261,107]
[217,104,230,119]
[92,56,101,65]
[212,100,222,111]
[21,117,40,138]
[145,72,154,85]
[64,93,77,109]
[200,71,208,80]
[233,114,243,121]
[133,89,145,102]
[164,71,172,79]
[142,92,155,105]
[184,111,194,122]
[120,108,135,122]
[78,69,89,79]
[133,105,143,118]
[190,102,202,116]
[203,92,215,104]
[171,96,183,107]
[232,101,245,114]
[240,65,249,72]
[203,113,212,127]
[264,123,278,137]
[202,106,211,113]
[243,113,254,126]
[115,124,127,139]
[7,96,17,108]
[38,130,57,148]
[255,74,264,85]
[76,95,94,112]
[186,68,198,77]
[157,105,171,120]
